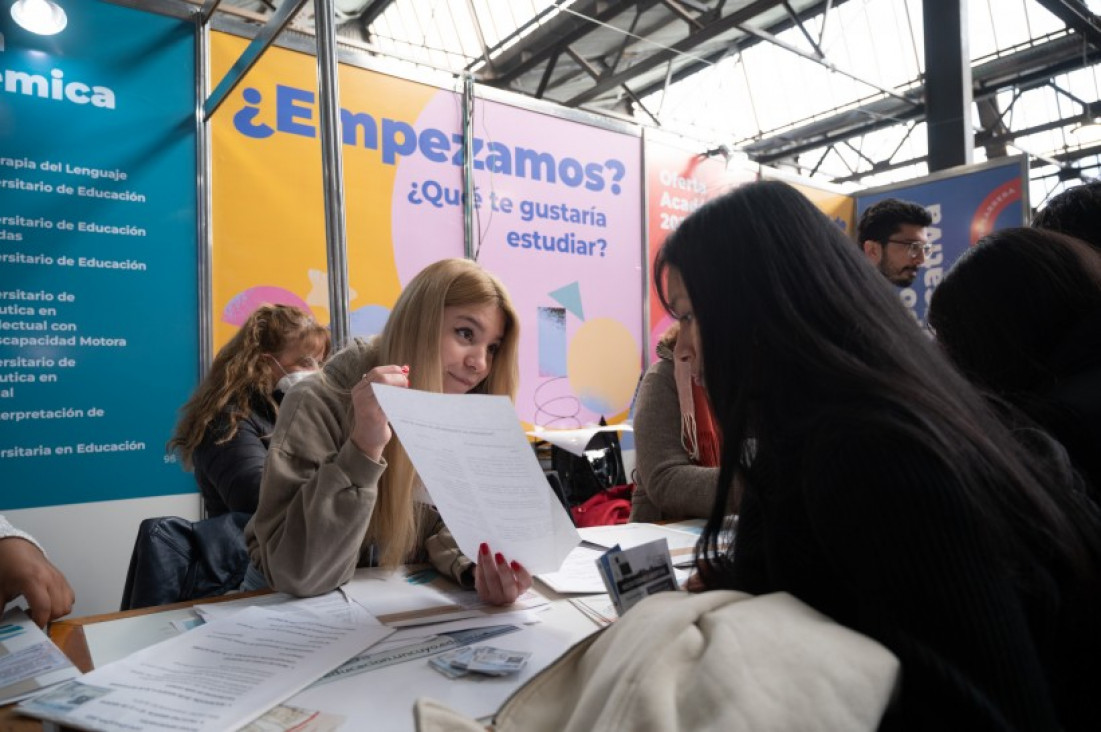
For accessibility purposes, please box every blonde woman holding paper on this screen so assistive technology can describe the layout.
[245,259,530,605]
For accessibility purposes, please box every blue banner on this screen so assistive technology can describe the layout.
[0,1,198,508]
[856,158,1027,324]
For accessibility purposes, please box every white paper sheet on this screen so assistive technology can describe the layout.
[282,598,600,732]
[341,567,548,627]
[538,543,691,594]
[17,603,394,732]
[662,518,706,535]
[578,522,701,566]
[534,545,608,594]
[526,424,633,457]
[569,594,617,627]
[84,594,368,672]
[196,591,363,624]
[0,607,80,705]
[82,607,202,669]
[372,385,579,574]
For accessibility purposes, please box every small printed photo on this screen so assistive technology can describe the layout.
[26,680,111,713]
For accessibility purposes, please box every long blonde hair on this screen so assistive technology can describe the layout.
[368,259,520,567]
[169,304,331,469]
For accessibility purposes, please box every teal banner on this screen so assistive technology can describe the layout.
[0,1,198,508]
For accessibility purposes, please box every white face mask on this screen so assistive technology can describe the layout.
[276,369,316,393]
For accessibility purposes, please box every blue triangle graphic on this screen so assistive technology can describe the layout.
[549,282,584,320]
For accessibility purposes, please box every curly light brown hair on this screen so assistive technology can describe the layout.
[168,304,330,469]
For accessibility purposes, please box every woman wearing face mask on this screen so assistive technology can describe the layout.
[169,304,331,517]
[245,259,531,606]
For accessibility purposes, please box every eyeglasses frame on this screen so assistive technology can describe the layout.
[883,238,933,258]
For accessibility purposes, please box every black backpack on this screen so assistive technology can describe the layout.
[548,419,627,508]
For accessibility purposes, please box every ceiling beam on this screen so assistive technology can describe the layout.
[474,0,650,84]
[563,0,785,106]
[1034,0,1101,50]
[749,32,1101,165]
[629,0,852,99]
[660,0,707,30]
[735,20,919,107]
[826,110,1093,185]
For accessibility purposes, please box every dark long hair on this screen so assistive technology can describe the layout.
[929,227,1101,398]
[655,180,1100,584]
[1032,180,1101,251]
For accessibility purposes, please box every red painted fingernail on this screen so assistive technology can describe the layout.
[510,560,521,572]
[480,542,489,556]
[401,365,410,373]
[495,552,506,565]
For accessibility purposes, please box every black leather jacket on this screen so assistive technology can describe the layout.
[194,391,280,516]
[119,512,251,611]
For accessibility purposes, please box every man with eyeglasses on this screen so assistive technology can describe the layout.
[856,198,934,287]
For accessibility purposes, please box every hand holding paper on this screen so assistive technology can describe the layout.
[372,385,579,574]
[474,542,533,605]
[350,364,411,459]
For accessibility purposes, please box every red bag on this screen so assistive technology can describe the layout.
[569,484,634,527]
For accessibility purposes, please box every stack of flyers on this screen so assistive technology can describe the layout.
[428,646,532,678]
[596,538,679,615]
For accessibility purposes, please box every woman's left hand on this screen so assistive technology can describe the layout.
[474,543,532,606]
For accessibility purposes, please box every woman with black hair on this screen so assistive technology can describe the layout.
[656,181,1101,729]
[929,226,1101,499]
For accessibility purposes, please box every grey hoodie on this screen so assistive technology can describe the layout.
[245,337,472,596]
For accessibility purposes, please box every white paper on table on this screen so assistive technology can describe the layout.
[17,604,394,732]
[83,607,201,670]
[0,607,81,705]
[341,567,549,627]
[311,620,524,688]
[535,545,608,594]
[193,591,299,620]
[85,592,378,672]
[283,599,600,732]
[569,594,617,627]
[579,522,701,567]
[196,591,366,625]
[342,568,465,625]
[539,544,691,594]
[526,424,633,457]
[662,518,706,535]
[372,385,579,574]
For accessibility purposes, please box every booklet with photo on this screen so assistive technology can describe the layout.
[0,606,81,706]
[596,538,679,615]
